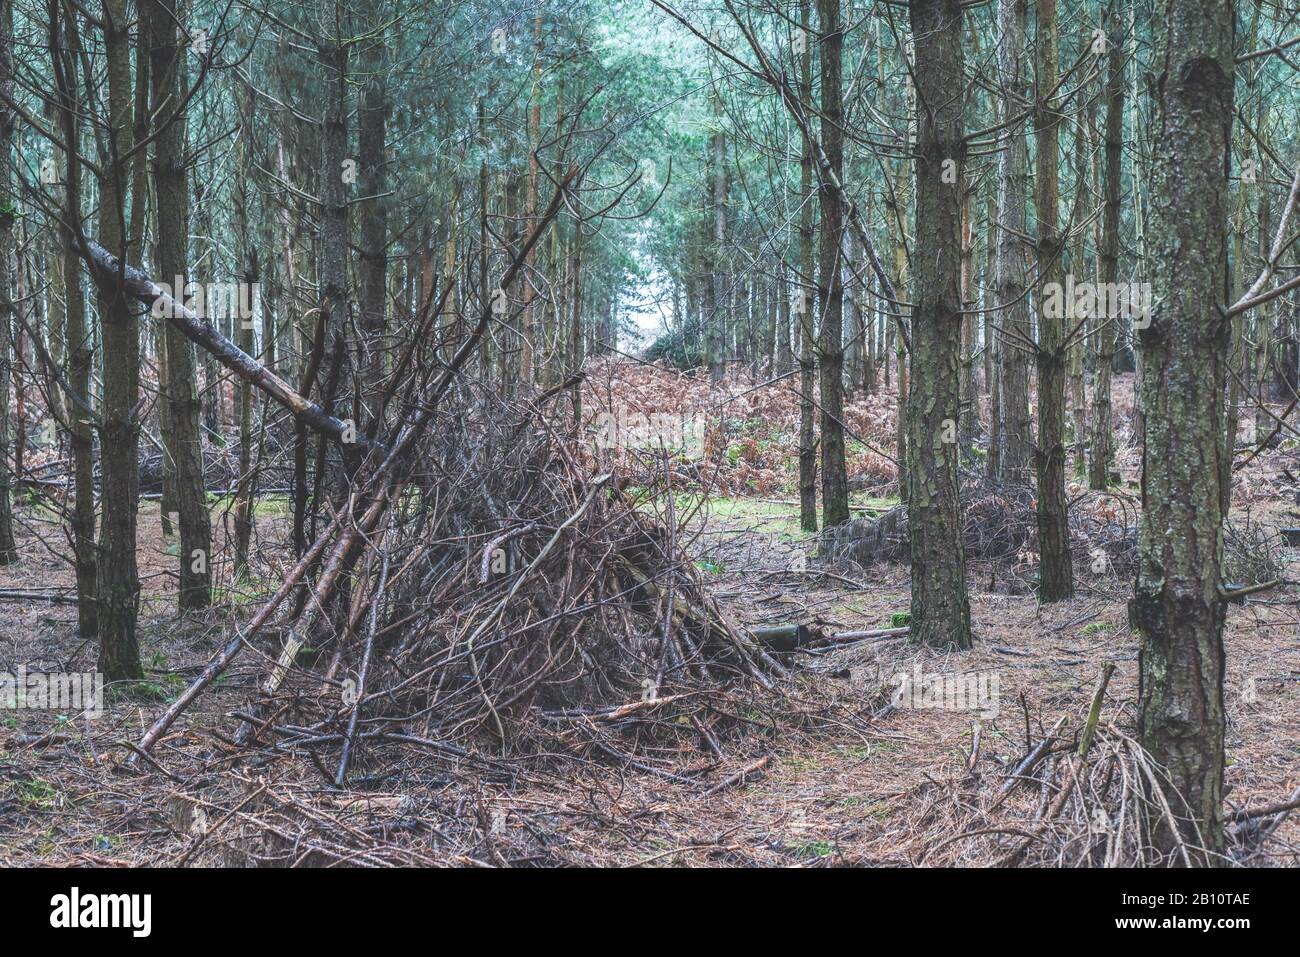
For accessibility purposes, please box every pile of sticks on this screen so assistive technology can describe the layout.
[99,169,781,786]
[821,476,1039,566]
[928,664,1298,866]
[131,395,780,783]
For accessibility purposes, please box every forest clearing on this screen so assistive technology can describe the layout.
[0,0,1298,889]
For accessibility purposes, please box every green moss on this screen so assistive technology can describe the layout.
[6,777,59,809]
[797,840,835,859]
[782,754,822,772]
[207,493,291,517]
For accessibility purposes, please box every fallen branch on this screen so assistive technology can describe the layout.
[1231,785,1300,823]
[801,626,910,651]
[700,756,770,798]
[994,716,1069,800]
[0,588,78,605]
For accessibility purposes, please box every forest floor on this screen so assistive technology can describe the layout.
[3,370,1300,867]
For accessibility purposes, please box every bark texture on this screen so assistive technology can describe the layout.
[1134,0,1234,865]
[906,0,972,650]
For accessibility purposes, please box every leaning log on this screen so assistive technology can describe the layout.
[81,239,380,453]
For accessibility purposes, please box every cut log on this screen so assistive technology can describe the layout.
[749,623,813,653]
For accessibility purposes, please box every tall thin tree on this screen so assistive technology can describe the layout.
[1089,2,1123,491]
[148,0,211,610]
[1134,0,1235,864]
[817,0,848,528]
[906,0,972,650]
[0,0,18,564]
[992,0,1032,484]
[1032,0,1073,600]
[94,0,144,680]
[796,0,817,533]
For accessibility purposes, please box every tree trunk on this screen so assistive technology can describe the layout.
[521,13,542,383]
[1134,0,1234,865]
[817,0,848,528]
[906,0,972,650]
[148,0,211,610]
[318,8,350,413]
[710,87,728,382]
[1089,5,1123,491]
[232,85,259,579]
[864,192,877,394]
[959,181,976,463]
[777,266,793,374]
[797,0,817,533]
[994,0,1032,483]
[888,85,910,503]
[49,6,97,636]
[0,0,18,563]
[1032,0,1073,601]
[984,190,1001,479]
[569,224,584,425]
[233,251,258,579]
[95,0,143,680]
[357,19,390,432]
